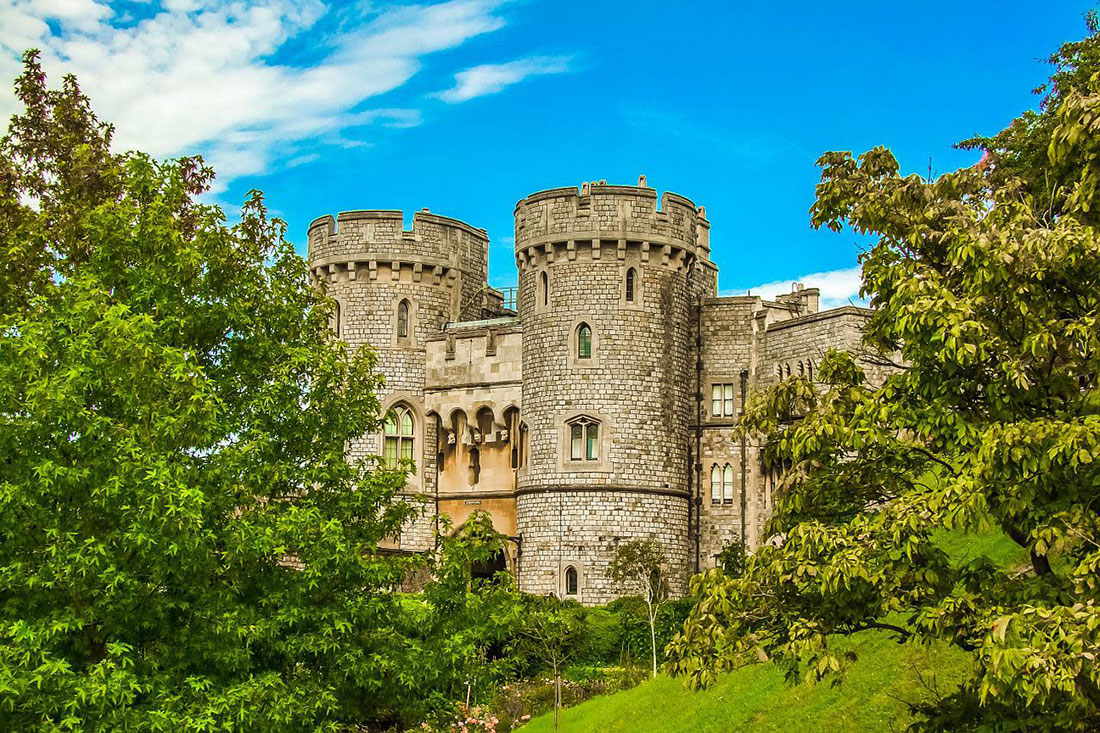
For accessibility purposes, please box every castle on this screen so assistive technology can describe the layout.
[307,177,876,604]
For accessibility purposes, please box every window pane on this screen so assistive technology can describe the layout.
[383,415,397,435]
[711,385,721,416]
[565,567,578,595]
[400,411,413,436]
[711,465,721,504]
[586,423,599,460]
[570,424,583,460]
[401,438,413,462]
[724,465,734,503]
[724,384,735,416]
[383,437,398,468]
[578,325,591,359]
[398,302,409,338]
[626,269,635,301]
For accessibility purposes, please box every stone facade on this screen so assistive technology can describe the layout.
[306,178,876,604]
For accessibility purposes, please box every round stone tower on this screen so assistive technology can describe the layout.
[307,209,489,551]
[513,179,712,603]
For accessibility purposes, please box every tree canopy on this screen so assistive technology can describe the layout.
[668,14,1100,732]
[0,52,422,730]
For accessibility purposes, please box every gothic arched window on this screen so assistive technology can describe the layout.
[723,464,735,504]
[625,268,636,302]
[383,404,415,469]
[711,464,722,504]
[540,271,549,308]
[564,566,578,595]
[397,299,410,339]
[577,323,592,360]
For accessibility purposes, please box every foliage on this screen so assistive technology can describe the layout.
[607,597,692,668]
[715,542,747,577]
[0,52,429,730]
[412,512,527,718]
[607,538,670,678]
[668,14,1100,731]
[517,595,586,729]
[487,666,646,731]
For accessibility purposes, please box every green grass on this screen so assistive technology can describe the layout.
[523,529,1023,732]
[522,631,971,732]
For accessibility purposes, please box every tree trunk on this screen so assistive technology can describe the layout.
[649,606,658,678]
[554,661,560,730]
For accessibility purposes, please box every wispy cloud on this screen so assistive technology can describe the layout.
[435,55,570,102]
[0,0,509,189]
[727,265,866,309]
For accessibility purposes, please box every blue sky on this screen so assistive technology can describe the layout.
[1,0,1094,306]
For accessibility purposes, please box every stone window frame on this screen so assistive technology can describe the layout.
[392,296,417,348]
[558,410,611,473]
[381,393,424,488]
[620,263,643,310]
[329,296,345,340]
[711,462,734,504]
[534,267,551,313]
[567,318,600,369]
[709,380,736,418]
[560,561,584,600]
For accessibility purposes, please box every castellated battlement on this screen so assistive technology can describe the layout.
[513,178,711,270]
[307,209,488,288]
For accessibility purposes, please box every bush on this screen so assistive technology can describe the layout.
[573,607,622,665]
[608,596,694,667]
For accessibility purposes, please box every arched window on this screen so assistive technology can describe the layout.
[397,299,410,339]
[577,323,592,359]
[711,464,721,504]
[784,363,791,378]
[723,464,734,504]
[540,271,549,307]
[799,360,805,376]
[383,405,415,469]
[564,566,578,595]
[625,268,636,302]
[777,365,783,380]
[331,300,342,339]
[807,360,814,381]
[568,415,600,461]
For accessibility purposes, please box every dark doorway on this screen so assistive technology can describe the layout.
[471,548,506,583]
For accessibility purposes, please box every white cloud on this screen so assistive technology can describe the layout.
[435,55,570,102]
[0,0,509,188]
[729,266,866,310]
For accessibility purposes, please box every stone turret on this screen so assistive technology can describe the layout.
[512,179,711,602]
[307,209,489,551]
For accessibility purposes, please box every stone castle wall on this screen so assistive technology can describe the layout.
[304,181,880,603]
[513,181,712,600]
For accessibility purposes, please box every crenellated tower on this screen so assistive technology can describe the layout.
[512,179,716,602]
[307,209,489,550]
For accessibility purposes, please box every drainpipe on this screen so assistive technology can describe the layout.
[739,369,749,550]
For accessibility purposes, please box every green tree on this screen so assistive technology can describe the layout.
[668,15,1100,732]
[518,595,585,731]
[418,511,525,716]
[0,52,421,730]
[608,538,669,678]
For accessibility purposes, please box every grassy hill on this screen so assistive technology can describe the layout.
[523,631,970,732]
[523,529,1025,732]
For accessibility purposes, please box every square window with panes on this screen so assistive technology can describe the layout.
[711,383,735,417]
